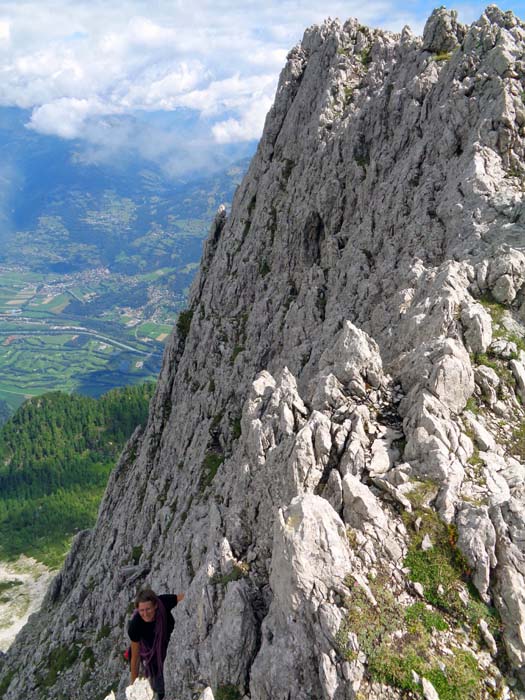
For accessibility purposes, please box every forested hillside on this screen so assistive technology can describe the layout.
[0,383,155,567]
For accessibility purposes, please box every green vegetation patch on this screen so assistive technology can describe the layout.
[0,580,23,595]
[405,480,438,509]
[136,322,172,341]
[230,346,244,364]
[478,294,525,354]
[473,294,525,403]
[82,646,96,670]
[231,417,242,440]
[176,309,193,340]
[200,452,224,491]
[45,294,71,314]
[405,602,448,632]
[360,47,372,66]
[343,86,354,106]
[0,383,155,567]
[0,669,15,697]
[211,561,249,586]
[402,499,500,637]
[354,155,369,168]
[425,651,483,700]
[215,685,241,700]
[432,51,452,61]
[131,546,143,566]
[471,351,504,375]
[259,260,270,277]
[37,644,80,689]
[0,578,23,603]
[479,294,506,327]
[337,490,501,698]
[337,571,484,698]
[464,396,479,414]
[403,518,467,613]
[96,624,111,641]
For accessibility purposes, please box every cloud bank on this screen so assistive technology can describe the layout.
[0,0,521,172]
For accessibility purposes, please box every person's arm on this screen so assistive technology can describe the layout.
[160,593,185,611]
[130,640,140,684]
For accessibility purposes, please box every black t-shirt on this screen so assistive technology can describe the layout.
[128,594,178,649]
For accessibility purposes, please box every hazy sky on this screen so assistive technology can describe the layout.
[1,1,524,173]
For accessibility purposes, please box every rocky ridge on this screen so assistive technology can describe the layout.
[3,5,525,700]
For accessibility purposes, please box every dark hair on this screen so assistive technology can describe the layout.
[135,588,158,607]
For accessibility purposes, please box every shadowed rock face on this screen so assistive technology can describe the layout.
[4,6,525,700]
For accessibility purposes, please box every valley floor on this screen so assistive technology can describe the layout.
[0,557,52,652]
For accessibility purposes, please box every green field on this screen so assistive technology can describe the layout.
[136,322,173,341]
[0,272,40,312]
[0,117,249,424]
[0,267,166,411]
[0,332,160,410]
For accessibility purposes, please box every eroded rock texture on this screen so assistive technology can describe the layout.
[4,6,525,700]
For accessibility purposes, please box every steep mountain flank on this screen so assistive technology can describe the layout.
[3,6,525,700]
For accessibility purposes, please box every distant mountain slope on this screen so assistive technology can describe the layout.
[0,107,252,275]
[0,107,254,407]
[0,383,155,567]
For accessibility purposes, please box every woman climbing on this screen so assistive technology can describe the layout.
[128,588,185,699]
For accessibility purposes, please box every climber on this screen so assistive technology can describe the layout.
[128,588,185,699]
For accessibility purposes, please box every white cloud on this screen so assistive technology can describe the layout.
[120,61,206,109]
[0,0,521,157]
[0,19,10,42]
[212,96,274,143]
[126,16,176,46]
[177,73,276,115]
[27,97,119,139]
[247,48,289,68]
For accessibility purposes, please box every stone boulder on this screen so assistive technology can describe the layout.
[250,495,352,699]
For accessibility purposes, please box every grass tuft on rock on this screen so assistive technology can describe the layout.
[402,503,500,637]
[215,685,241,700]
[199,452,224,491]
[0,669,15,697]
[432,51,452,61]
[337,570,485,698]
[405,602,448,632]
[176,309,193,340]
[425,650,483,700]
[337,489,503,698]
[36,644,80,689]
[211,561,249,586]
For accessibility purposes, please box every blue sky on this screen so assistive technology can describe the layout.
[0,1,524,174]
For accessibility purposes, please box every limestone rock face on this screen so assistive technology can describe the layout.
[249,495,352,700]
[105,678,154,700]
[4,5,525,700]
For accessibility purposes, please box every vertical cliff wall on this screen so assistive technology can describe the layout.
[3,6,525,700]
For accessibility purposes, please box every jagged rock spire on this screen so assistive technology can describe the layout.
[3,5,525,699]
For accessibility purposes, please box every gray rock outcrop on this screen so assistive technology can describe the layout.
[3,5,525,700]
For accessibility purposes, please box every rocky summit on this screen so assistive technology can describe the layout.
[3,5,525,700]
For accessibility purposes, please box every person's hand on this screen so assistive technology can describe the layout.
[177,593,185,603]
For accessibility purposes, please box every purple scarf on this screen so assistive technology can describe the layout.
[135,596,168,677]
